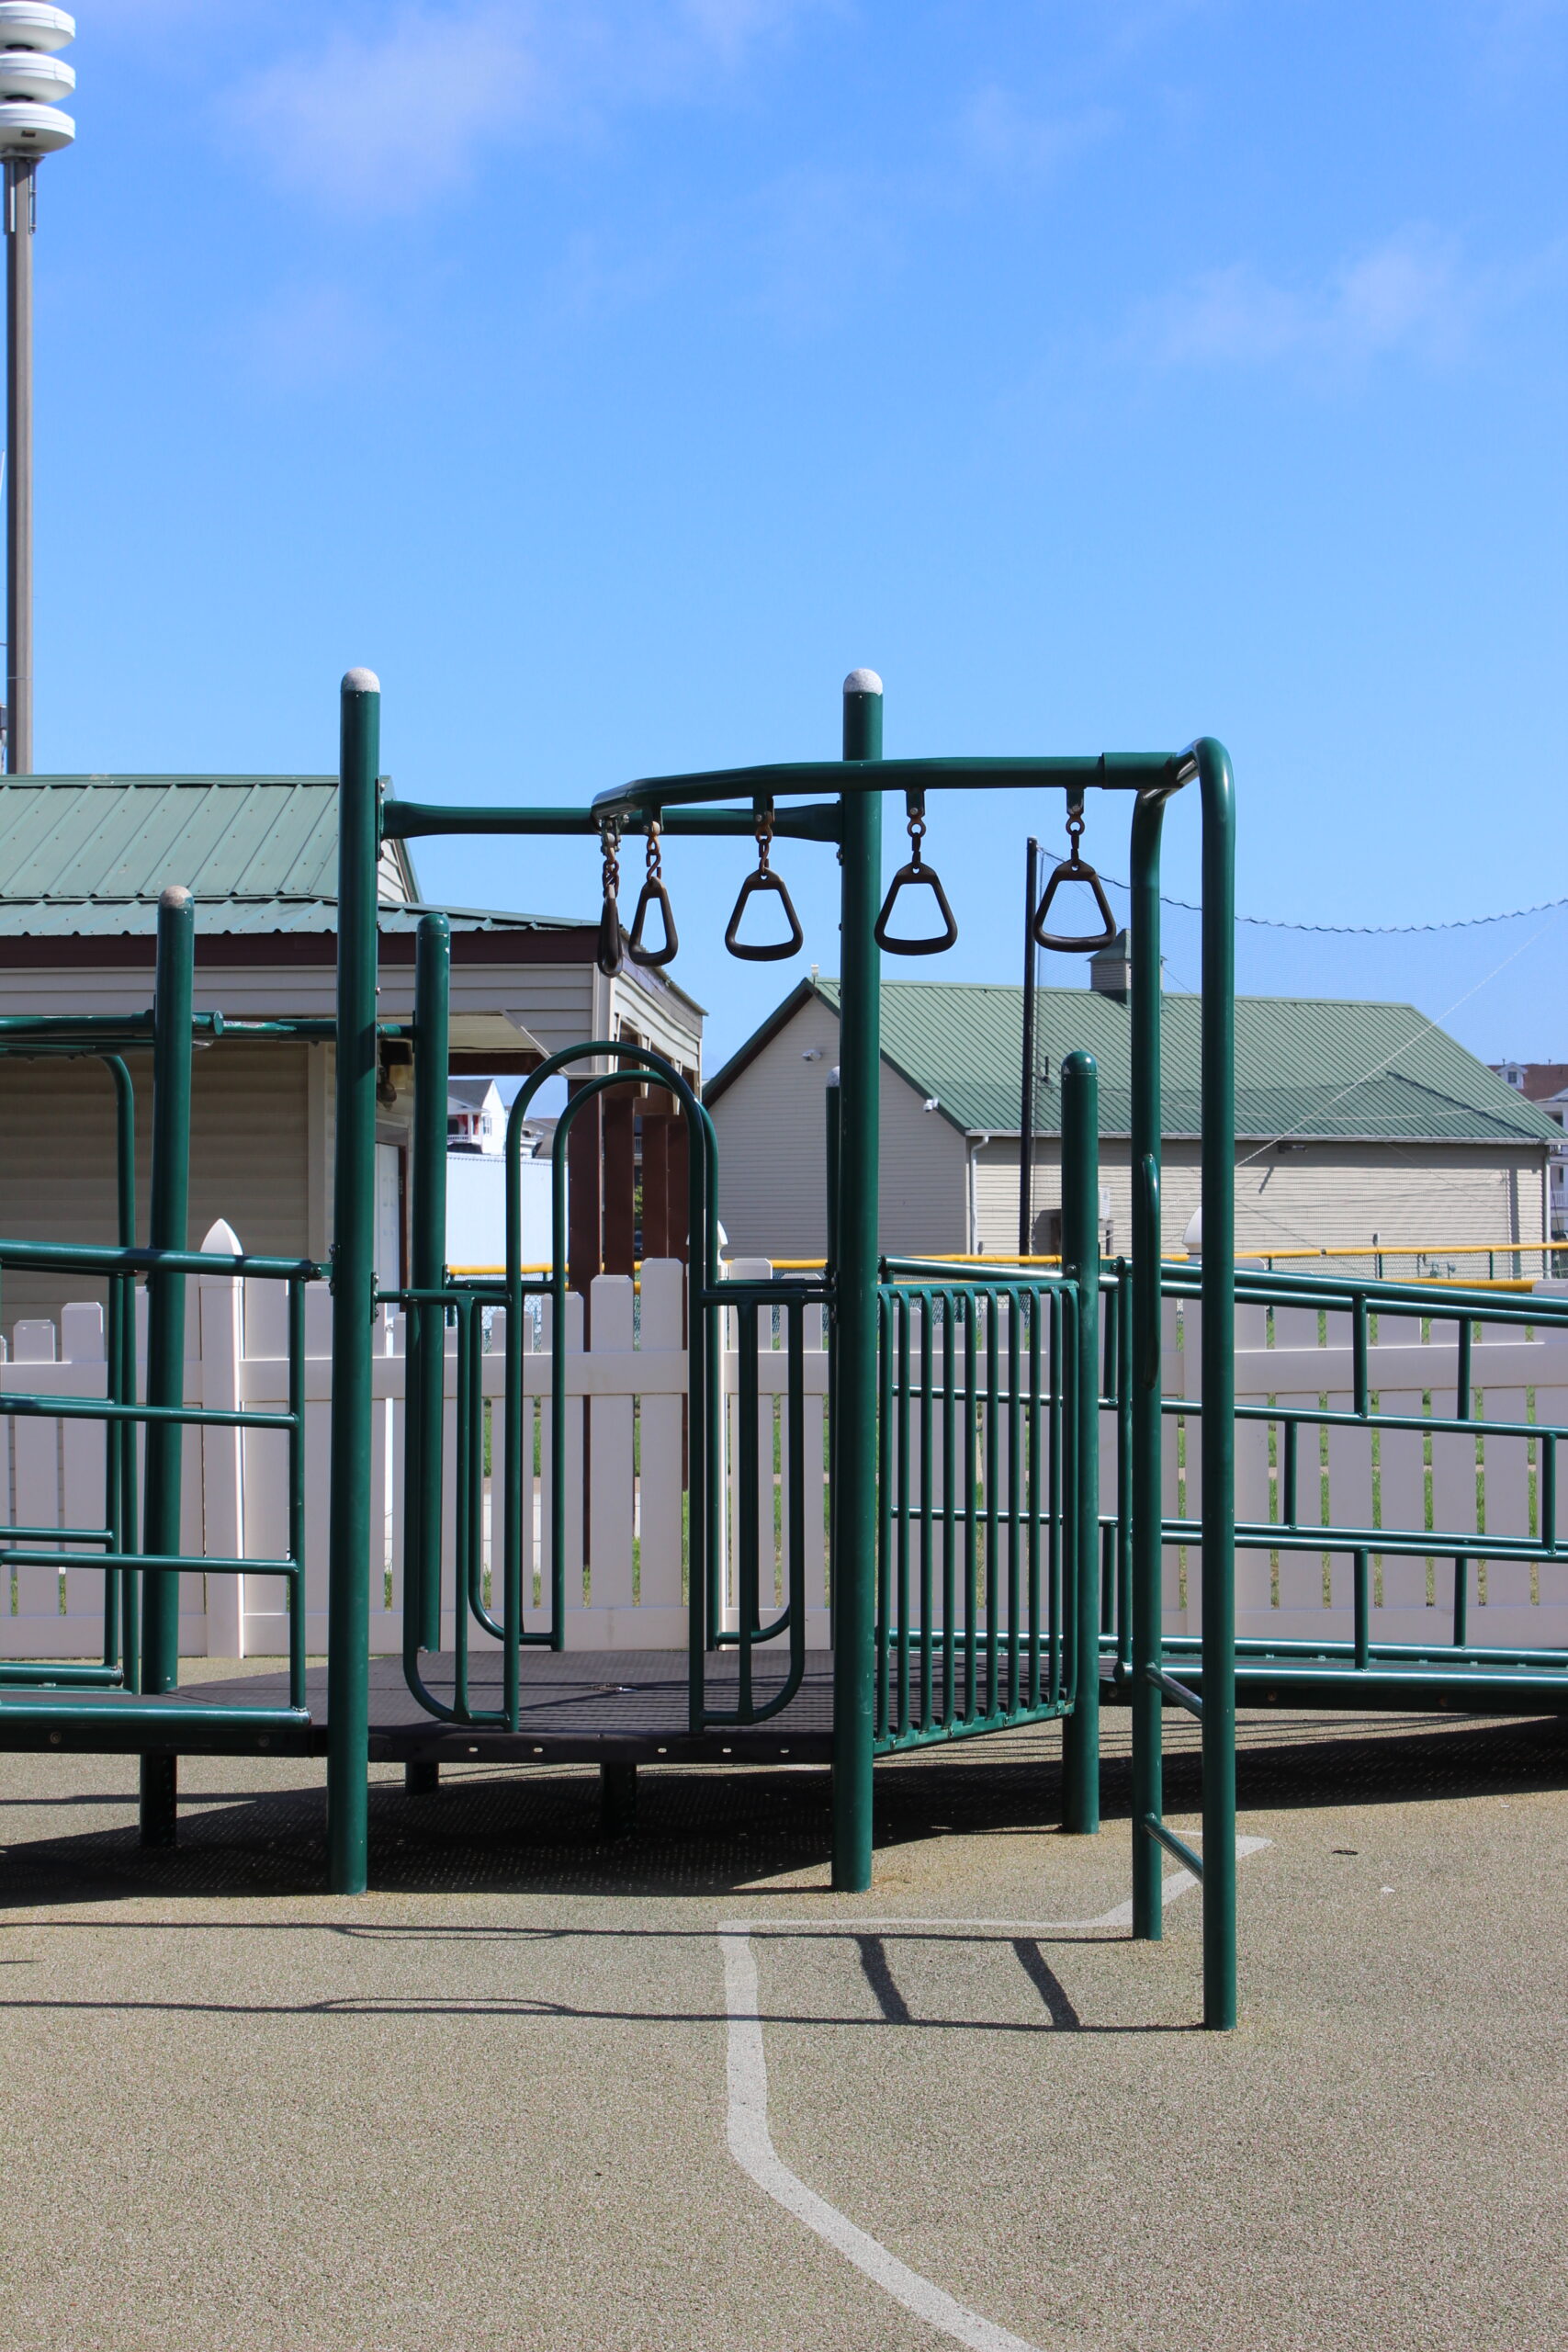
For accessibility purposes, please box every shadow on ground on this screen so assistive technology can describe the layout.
[2,1709,1564,1909]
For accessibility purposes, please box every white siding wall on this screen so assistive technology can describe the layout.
[0,1043,310,1324]
[708,998,967,1257]
[975,1136,1550,1260]
[609,968,704,1083]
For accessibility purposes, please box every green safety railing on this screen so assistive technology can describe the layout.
[0,888,323,1814]
[873,1278,1078,1747]
[1149,1261,1568,1685]
[1095,1257,1568,1928]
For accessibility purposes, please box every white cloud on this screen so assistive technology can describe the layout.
[1137,230,1486,377]
[220,1,821,217]
[223,8,541,215]
[959,86,1118,180]
[235,279,388,390]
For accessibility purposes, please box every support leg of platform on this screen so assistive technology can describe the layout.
[139,1754,177,1848]
[600,1760,637,1838]
[404,1760,439,1796]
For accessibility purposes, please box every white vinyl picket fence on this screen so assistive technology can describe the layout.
[0,1229,831,1659]
[1161,1294,1568,1650]
[4,1237,1565,1662]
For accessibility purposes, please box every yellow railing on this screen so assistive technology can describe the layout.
[446,1239,1568,1288]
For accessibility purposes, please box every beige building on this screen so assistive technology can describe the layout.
[0,775,703,1323]
[705,968,1557,1265]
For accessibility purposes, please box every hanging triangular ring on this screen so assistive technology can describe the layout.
[724,867,804,961]
[596,892,624,977]
[627,876,679,968]
[874,860,959,956]
[1031,854,1118,954]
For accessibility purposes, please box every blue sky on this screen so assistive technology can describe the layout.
[29,0,1568,1069]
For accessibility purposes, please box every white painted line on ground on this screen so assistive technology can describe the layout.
[719,1838,1272,2352]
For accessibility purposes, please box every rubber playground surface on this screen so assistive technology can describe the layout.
[0,1672,1564,2352]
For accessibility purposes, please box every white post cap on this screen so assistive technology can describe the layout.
[842,669,883,695]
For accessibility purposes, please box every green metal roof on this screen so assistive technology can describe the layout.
[0,777,586,936]
[706,978,1561,1148]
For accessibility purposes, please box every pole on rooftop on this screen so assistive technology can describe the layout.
[0,11,79,771]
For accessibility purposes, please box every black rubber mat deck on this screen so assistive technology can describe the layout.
[197,1649,840,1763]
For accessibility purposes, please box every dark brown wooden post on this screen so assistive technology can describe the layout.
[667,1114,690,1264]
[567,1082,603,1298]
[640,1095,672,1259]
[603,1091,637,1276]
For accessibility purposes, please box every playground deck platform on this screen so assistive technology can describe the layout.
[9,1652,840,1765]
[12,1644,1567,1771]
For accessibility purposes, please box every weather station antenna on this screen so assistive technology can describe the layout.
[0,2,75,773]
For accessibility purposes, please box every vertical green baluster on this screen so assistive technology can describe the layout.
[1130,789,1169,1937]
[1352,1289,1370,1668]
[1026,1284,1042,1709]
[739,1297,758,1720]
[829,670,882,1892]
[985,1290,1000,1719]
[503,1088,529,1711]
[1454,1313,1472,1646]
[874,1290,891,1743]
[1115,1261,1133,1676]
[786,1297,807,1695]
[1060,1049,1101,1834]
[1047,1288,1064,1707]
[1196,739,1238,2031]
[106,1054,136,1679]
[963,1293,978,1724]
[919,1287,933,1734]
[411,911,450,1656]
[1007,1284,1022,1715]
[138,887,193,1847]
[326,668,380,1895]
[896,1289,910,1737]
[288,1277,306,1710]
[824,1072,840,1645]
[941,1290,956,1727]
[453,1295,470,1718]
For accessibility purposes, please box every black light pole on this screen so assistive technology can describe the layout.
[0,5,76,775]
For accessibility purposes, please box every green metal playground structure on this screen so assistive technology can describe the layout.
[1,667,1566,2035]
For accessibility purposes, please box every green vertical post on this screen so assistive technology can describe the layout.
[1196,738,1237,2029]
[830,668,883,1894]
[410,910,450,1653]
[138,885,194,1847]
[1059,1049,1100,1834]
[824,1069,840,1634]
[326,668,381,1895]
[1129,788,1172,1935]
[106,1053,139,1686]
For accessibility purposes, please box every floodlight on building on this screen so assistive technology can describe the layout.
[0,0,73,773]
